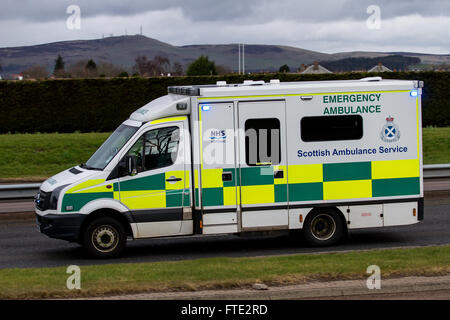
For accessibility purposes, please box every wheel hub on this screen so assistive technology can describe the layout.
[310,214,336,241]
[92,225,118,252]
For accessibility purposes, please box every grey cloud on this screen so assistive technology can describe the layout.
[1,0,448,23]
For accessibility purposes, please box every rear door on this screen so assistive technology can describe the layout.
[237,100,289,230]
[198,102,239,234]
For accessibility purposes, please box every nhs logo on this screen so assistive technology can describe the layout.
[209,129,227,142]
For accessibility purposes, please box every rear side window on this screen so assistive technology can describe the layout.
[245,118,281,166]
[300,115,363,142]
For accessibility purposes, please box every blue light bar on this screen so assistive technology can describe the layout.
[410,90,418,97]
[201,105,211,111]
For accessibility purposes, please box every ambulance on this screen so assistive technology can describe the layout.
[35,77,424,257]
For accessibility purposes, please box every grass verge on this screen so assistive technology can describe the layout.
[0,127,449,180]
[422,127,450,165]
[1,245,449,299]
[0,132,109,180]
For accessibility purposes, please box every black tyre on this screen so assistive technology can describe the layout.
[82,217,127,258]
[303,209,345,247]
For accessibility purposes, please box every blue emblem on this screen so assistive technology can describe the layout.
[380,116,400,142]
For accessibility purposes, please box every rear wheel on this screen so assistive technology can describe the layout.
[82,217,127,258]
[303,209,345,246]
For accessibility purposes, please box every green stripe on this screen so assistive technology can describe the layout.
[223,168,239,187]
[289,183,323,201]
[62,192,113,212]
[165,189,183,207]
[275,184,287,202]
[323,162,371,181]
[183,189,191,206]
[119,173,165,191]
[372,177,420,197]
[195,188,199,207]
[202,188,223,207]
[240,166,274,186]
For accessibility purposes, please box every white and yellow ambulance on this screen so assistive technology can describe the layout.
[35,77,424,257]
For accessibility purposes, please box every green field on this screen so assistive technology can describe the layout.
[422,127,450,164]
[0,127,449,180]
[0,245,449,299]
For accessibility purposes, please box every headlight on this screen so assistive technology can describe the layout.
[49,184,69,210]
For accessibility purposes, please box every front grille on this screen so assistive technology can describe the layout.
[36,189,51,211]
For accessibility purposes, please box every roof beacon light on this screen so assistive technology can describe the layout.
[201,105,211,111]
[410,90,418,97]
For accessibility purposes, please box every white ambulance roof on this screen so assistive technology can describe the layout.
[168,78,419,98]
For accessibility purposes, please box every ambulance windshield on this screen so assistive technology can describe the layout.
[83,124,139,170]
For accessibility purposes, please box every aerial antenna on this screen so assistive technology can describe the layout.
[242,43,245,74]
[238,43,241,74]
[238,43,245,74]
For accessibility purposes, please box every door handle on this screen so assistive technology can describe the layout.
[166,176,182,182]
[274,170,284,179]
[222,172,232,181]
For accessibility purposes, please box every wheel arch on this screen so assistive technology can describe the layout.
[79,208,136,242]
[305,206,348,233]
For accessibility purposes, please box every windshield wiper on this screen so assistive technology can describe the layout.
[79,163,102,171]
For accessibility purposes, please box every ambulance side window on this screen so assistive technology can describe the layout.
[300,115,363,142]
[143,126,179,171]
[245,118,281,166]
[125,126,180,174]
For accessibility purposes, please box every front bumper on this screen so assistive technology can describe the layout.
[36,213,86,242]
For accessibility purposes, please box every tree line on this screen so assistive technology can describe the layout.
[9,54,228,80]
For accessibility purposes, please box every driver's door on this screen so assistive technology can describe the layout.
[118,121,187,238]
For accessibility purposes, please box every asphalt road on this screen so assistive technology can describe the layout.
[0,198,448,269]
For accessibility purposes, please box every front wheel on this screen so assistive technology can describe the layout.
[82,217,127,258]
[302,209,345,247]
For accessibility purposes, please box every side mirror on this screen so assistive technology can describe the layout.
[124,155,137,176]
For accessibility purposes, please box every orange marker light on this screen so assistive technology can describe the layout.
[299,215,303,223]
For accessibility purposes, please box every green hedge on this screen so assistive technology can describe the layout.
[0,72,448,133]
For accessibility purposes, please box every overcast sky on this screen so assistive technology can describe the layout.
[1,0,449,53]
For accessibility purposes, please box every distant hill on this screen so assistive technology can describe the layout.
[322,55,421,72]
[0,35,448,75]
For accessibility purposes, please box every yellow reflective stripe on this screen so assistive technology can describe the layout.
[150,116,187,125]
[113,191,120,200]
[273,165,287,184]
[120,190,166,209]
[202,168,223,188]
[241,185,274,205]
[66,179,106,193]
[288,164,323,183]
[194,169,199,186]
[372,159,420,180]
[76,184,111,193]
[198,90,409,100]
[323,180,372,200]
[185,170,190,189]
[223,186,236,206]
[165,170,184,190]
